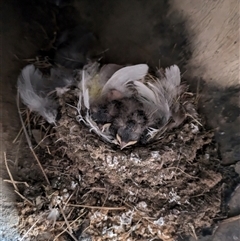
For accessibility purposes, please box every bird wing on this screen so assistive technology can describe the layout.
[101,64,149,97]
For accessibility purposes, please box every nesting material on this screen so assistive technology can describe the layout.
[11,63,235,241]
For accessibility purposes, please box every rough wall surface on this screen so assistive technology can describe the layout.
[172,0,239,86]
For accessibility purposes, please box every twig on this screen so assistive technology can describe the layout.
[53,212,87,241]
[26,109,32,138]
[3,179,29,187]
[59,205,73,234]
[188,223,198,240]
[67,204,126,210]
[46,146,51,155]
[33,133,55,150]
[12,109,31,144]
[59,205,79,241]
[186,113,203,127]
[16,91,50,185]
[14,133,23,167]
[166,166,199,179]
[64,190,76,208]
[12,126,23,143]
[4,152,19,191]
[19,218,40,241]
[66,230,78,241]
[221,215,240,224]
[14,190,34,206]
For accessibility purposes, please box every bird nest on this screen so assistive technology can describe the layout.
[8,80,235,241]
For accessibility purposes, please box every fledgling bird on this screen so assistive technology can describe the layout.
[77,63,196,149]
[17,64,76,124]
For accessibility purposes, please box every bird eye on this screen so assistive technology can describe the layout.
[116,134,121,144]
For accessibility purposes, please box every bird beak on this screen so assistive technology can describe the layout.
[119,140,138,150]
[116,134,137,150]
[101,123,111,132]
[120,142,127,150]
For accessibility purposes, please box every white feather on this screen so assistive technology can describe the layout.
[81,70,90,109]
[160,65,182,108]
[17,64,58,124]
[165,65,181,87]
[101,64,149,97]
[98,64,122,85]
[133,81,157,103]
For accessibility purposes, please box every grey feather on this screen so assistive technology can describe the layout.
[144,65,182,115]
[17,64,76,124]
[165,65,181,87]
[133,81,158,104]
[158,65,182,107]
[101,64,149,97]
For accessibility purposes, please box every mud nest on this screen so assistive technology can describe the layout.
[10,81,238,241]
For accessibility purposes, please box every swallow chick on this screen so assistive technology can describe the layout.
[77,63,196,149]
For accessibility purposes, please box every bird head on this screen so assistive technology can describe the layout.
[115,118,145,149]
[116,132,138,150]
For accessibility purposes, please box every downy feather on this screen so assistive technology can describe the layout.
[17,64,58,124]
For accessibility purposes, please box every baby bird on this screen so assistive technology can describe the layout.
[91,98,149,149]
[77,63,195,149]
